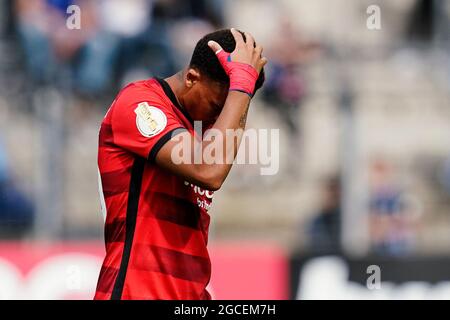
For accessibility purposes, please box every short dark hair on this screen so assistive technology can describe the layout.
[189,29,265,93]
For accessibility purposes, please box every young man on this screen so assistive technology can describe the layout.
[95,28,267,300]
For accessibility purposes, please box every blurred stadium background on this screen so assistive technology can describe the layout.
[0,0,450,299]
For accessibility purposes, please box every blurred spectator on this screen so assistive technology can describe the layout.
[157,0,225,72]
[14,0,225,96]
[261,19,321,176]
[0,139,34,238]
[406,0,435,44]
[105,0,177,84]
[105,0,225,85]
[306,176,341,253]
[368,159,419,256]
[263,19,320,131]
[14,0,119,96]
[152,0,224,28]
[0,0,14,37]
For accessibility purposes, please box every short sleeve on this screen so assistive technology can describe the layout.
[111,93,186,161]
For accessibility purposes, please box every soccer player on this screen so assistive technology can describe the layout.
[95,28,267,300]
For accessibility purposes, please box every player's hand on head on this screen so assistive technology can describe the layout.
[208,28,267,97]
[207,28,267,74]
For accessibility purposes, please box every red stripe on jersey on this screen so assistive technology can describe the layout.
[142,190,201,229]
[130,244,211,284]
[104,218,126,243]
[99,123,113,147]
[101,167,132,198]
[121,271,206,300]
[95,266,118,294]
[103,242,124,267]
[133,216,208,257]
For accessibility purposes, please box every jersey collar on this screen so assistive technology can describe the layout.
[155,77,194,125]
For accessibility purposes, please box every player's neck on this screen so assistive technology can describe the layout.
[164,71,186,109]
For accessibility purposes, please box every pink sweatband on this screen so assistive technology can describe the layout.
[215,49,259,97]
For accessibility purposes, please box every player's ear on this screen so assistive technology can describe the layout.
[185,68,201,88]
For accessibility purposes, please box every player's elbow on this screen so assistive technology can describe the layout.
[202,175,224,192]
[196,168,225,191]
[206,178,223,192]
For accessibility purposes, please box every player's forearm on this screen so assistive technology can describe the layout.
[217,90,251,126]
[195,91,251,189]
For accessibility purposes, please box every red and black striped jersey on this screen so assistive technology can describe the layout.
[94,78,213,300]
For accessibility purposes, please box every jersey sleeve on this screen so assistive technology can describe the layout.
[111,87,187,161]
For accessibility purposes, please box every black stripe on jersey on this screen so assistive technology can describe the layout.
[148,127,187,162]
[110,157,145,300]
[155,77,194,125]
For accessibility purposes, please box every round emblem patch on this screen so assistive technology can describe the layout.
[134,102,167,138]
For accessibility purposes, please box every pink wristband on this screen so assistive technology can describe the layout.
[215,49,259,97]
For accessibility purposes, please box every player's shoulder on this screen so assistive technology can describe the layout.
[114,78,169,111]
